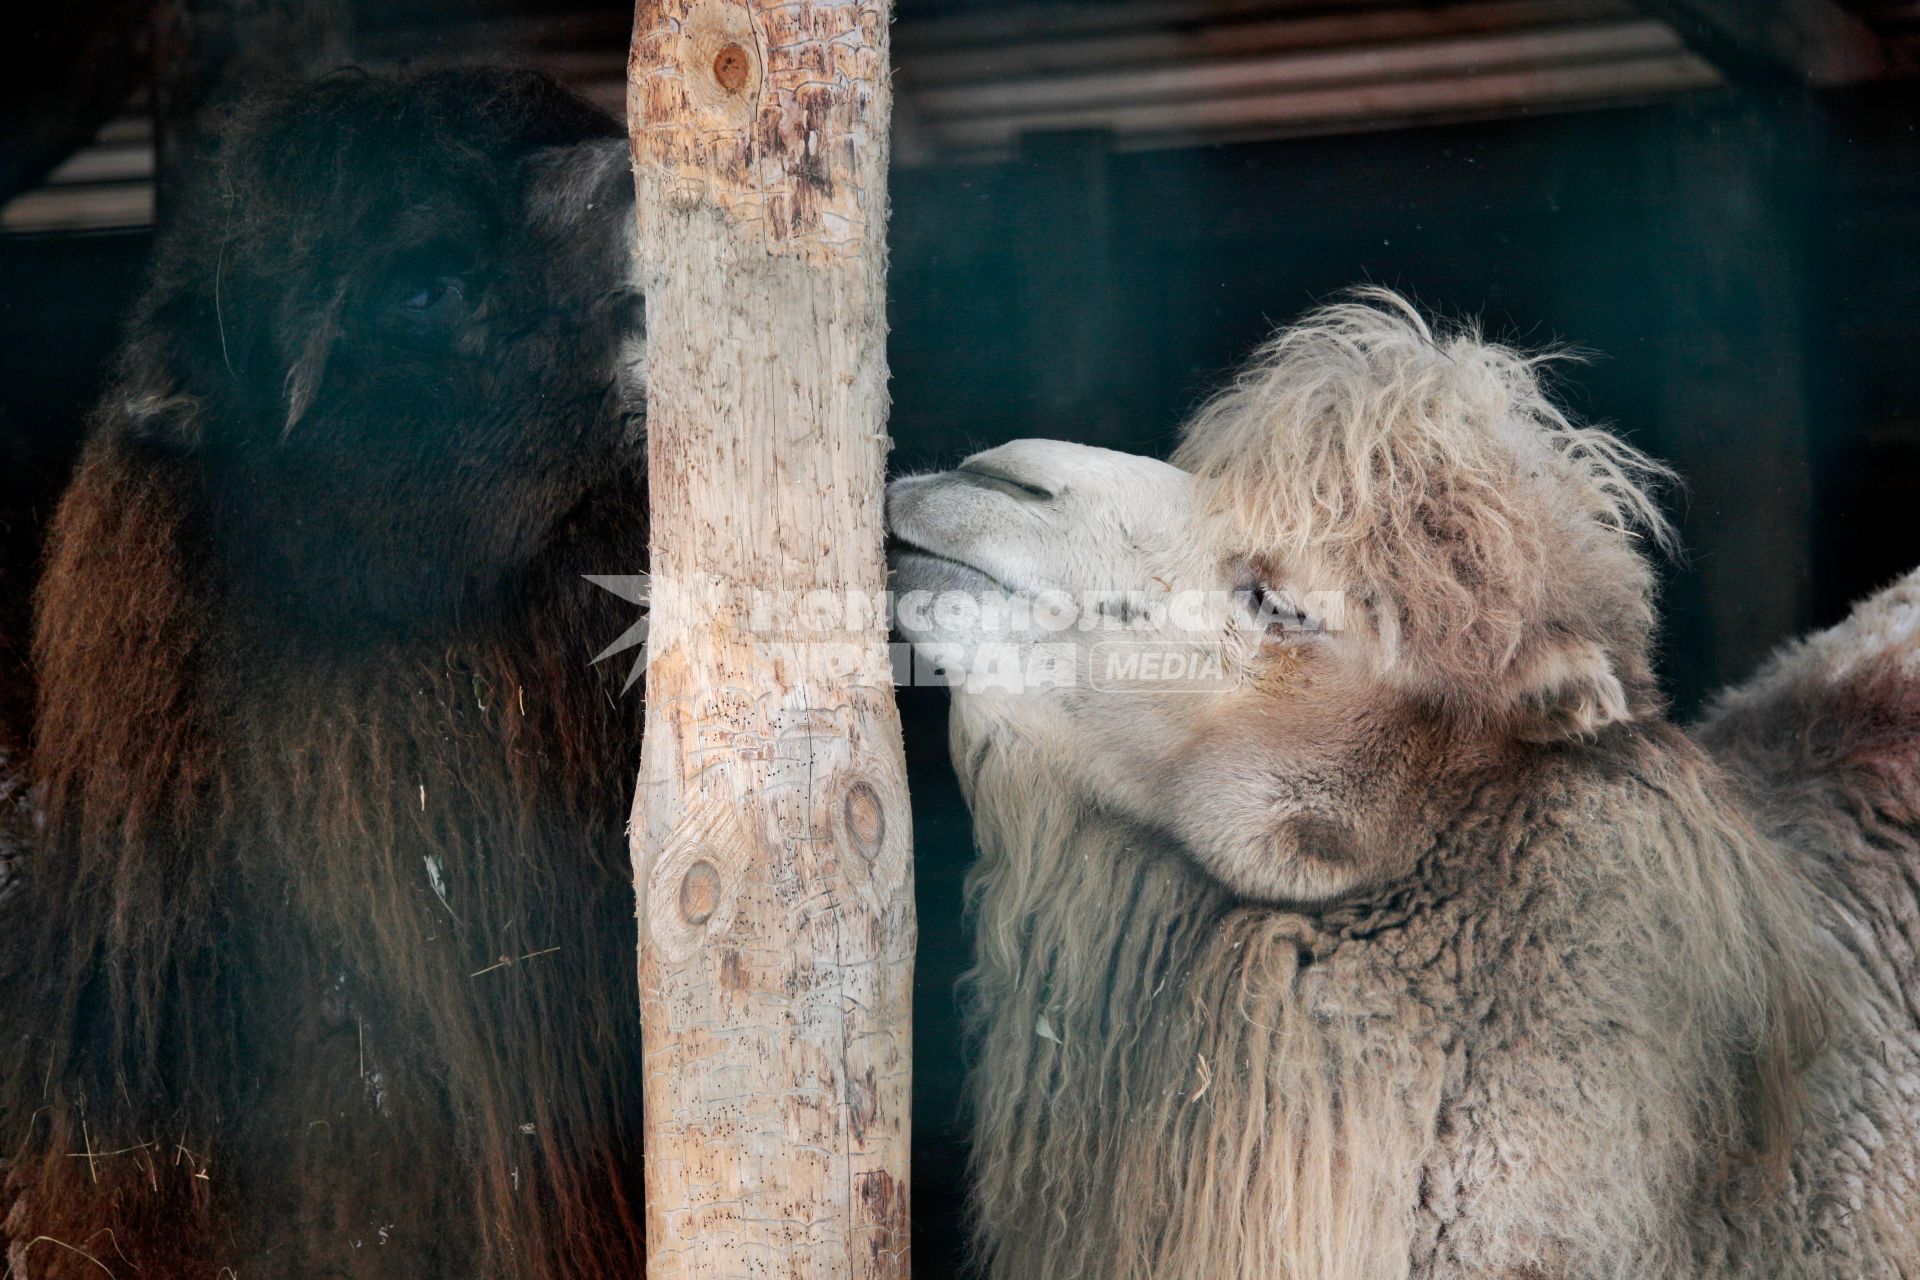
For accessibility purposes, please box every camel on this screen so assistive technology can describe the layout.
[886,292,1920,1278]
[1,70,650,1276]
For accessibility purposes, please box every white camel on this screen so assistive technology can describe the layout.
[887,293,1920,1279]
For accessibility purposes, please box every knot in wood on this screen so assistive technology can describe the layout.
[844,780,885,859]
[712,43,750,94]
[679,857,722,925]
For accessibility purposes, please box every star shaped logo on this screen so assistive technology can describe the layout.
[584,573,651,694]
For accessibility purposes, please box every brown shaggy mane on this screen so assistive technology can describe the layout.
[2,68,650,1278]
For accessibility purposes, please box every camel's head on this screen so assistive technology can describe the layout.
[888,293,1674,904]
[120,68,642,644]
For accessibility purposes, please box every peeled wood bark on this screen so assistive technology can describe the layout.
[626,2,911,1276]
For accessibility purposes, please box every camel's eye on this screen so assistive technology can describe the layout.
[375,242,479,343]
[1256,589,1318,634]
[388,274,469,325]
[1232,565,1319,637]
[398,279,459,313]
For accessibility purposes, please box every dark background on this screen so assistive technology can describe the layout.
[5,4,1920,1274]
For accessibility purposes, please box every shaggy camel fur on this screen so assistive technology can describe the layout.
[1,71,649,1277]
[887,293,1918,1278]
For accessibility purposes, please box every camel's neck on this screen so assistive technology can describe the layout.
[956,717,1861,1277]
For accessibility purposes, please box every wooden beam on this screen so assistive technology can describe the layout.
[888,0,1577,51]
[1632,0,1902,84]
[13,0,1761,232]
[913,21,1691,118]
[928,53,1720,156]
[626,0,913,1275]
[900,0,1628,85]
[0,183,154,234]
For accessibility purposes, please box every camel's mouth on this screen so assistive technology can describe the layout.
[885,534,1015,596]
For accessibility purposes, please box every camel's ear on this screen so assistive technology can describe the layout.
[1508,637,1635,742]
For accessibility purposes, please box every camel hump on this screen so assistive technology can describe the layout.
[1698,565,1920,830]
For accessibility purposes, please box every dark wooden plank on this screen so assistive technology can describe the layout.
[900,0,1633,85]
[929,53,1721,155]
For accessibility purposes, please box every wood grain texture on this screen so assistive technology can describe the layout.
[626,1,911,1275]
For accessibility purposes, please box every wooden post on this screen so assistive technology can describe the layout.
[626,2,912,1276]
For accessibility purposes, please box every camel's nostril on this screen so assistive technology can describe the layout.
[955,463,1056,501]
